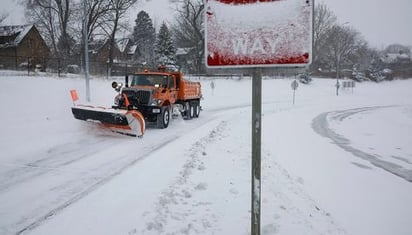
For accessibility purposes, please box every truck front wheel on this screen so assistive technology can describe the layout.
[157,106,170,129]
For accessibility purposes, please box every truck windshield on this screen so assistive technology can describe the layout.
[131,75,168,87]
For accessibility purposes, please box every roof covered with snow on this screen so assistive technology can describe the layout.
[116,38,130,53]
[0,24,33,49]
[86,38,136,55]
[176,47,193,56]
[381,53,411,64]
[128,45,138,55]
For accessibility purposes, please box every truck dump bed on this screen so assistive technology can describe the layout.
[172,72,202,101]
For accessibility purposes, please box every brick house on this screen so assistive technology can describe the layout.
[0,24,50,70]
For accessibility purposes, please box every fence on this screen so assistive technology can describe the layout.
[0,55,145,77]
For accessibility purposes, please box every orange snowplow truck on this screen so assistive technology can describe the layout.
[112,69,202,129]
[71,68,201,137]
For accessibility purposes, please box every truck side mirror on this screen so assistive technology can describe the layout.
[112,81,123,92]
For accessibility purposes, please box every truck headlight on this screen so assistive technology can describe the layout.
[150,99,163,106]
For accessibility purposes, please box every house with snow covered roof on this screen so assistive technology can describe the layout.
[0,24,49,70]
[77,37,143,75]
[86,38,142,63]
[88,39,119,64]
[380,52,412,78]
[381,52,411,64]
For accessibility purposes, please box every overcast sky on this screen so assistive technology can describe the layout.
[321,0,412,48]
[1,0,411,49]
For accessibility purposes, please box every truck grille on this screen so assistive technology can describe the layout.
[122,89,151,105]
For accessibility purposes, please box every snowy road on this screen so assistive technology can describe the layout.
[0,121,198,234]
[0,102,226,233]
[1,74,412,235]
[312,106,412,182]
[0,73,255,234]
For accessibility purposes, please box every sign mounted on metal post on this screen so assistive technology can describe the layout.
[291,80,299,90]
[291,79,299,105]
[205,0,313,68]
[205,1,313,234]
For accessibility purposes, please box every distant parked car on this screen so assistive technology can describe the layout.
[35,64,44,72]
[19,62,30,69]
[369,72,385,82]
[298,73,312,84]
[67,65,80,74]
[352,72,366,82]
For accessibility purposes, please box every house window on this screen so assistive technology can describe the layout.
[28,39,33,49]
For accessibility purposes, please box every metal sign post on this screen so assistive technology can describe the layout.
[210,80,215,96]
[251,68,262,235]
[291,79,299,105]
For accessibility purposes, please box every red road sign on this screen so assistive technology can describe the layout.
[205,0,313,68]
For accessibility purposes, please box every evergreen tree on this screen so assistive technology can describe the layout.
[155,22,177,66]
[132,11,156,66]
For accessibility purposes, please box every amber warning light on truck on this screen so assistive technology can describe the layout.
[205,0,313,68]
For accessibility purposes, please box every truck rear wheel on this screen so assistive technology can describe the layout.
[189,102,195,119]
[157,106,170,129]
[184,101,193,120]
[194,101,200,118]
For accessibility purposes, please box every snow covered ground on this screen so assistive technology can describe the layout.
[1,71,412,235]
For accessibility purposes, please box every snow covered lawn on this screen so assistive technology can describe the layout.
[1,72,412,235]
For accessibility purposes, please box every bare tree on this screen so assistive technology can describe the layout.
[56,0,72,57]
[68,0,113,54]
[106,0,137,74]
[312,3,337,71]
[25,1,58,56]
[25,0,73,57]
[349,41,371,71]
[83,0,112,40]
[70,0,112,70]
[173,0,204,73]
[327,24,362,78]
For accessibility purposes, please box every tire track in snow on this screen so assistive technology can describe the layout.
[139,120,228,235]
[16,136,179,235]
[312,106,412,183]
[15,109,230,234]
[0,137,114,194]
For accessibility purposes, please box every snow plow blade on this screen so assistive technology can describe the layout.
[71,105,145,137]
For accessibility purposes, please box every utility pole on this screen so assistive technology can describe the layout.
[83,0,90,102]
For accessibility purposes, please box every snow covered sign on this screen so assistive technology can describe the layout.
[205,0,313,68]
